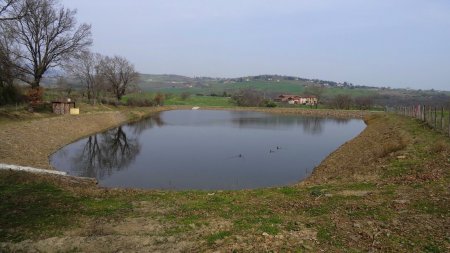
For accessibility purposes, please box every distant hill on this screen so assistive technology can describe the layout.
[136,74,358,91]
[136,74,450,106]
[40,73,450,106]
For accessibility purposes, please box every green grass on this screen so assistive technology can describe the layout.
[206,231,232,245]
[139,80,379,98]
[0,180,79,242]
[165,96,233,107]
[0,172,134,242]
[412,199,448,215]
[81,198,133,217]
[123,93,234,107]
[278,186,300,197]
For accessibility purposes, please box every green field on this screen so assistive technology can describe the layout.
[123,93,234,107]
[139,79,380,99]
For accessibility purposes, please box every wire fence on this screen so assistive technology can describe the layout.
[388,105,450,137]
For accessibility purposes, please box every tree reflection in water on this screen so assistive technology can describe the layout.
[72,126,140,179]
[48,110,366,189]
[72,115,166,179]
[128,114,164,135]
[231,113,350,135]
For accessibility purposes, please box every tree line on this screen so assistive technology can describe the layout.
[0,0,138,106]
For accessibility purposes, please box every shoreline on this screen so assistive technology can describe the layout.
[1,107,449,252]
[0,106,371,175]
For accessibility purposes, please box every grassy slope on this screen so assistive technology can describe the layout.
[138,79,378,97]
[0,113,449,252]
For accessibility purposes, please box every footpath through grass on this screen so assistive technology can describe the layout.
[0,113,449,252]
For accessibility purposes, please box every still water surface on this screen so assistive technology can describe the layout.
[51,110,365,190]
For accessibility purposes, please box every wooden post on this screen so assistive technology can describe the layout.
[434,107,437,129]
[428,106,432,126]
[422,105,425,121]
[446,106,449,136]
[423,105,426,122]
[441,107,444,131]
[448,107,450,137]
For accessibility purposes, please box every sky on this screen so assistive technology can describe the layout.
[62,0,450,90]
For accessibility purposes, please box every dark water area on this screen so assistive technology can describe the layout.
[50,110,366,190]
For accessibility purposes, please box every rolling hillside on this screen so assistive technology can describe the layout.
[136,74,450,106]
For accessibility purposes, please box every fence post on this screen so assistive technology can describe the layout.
[434,106,437,129]
[416,105,419,119]
[441,107,444,131]
[422,105,425,121]
[448,107,450,137]
[429,106,432,127]
[424,105,427,123]
[434,107,437,129]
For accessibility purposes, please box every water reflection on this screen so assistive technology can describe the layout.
[71,126,140,179]
[230,114,349,135]
[129,114,165,135]
[51,110,365,190]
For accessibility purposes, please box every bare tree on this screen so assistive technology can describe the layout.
[304,85,325,108]
[0,0,24,89]
[354,96,373,110]
[231,89,265,107]
[0,0,26,21]
[7,0,92,90]
[0,19,24,105]
[55,76,71,98]
[332,94,353,110]
[0,30,17,88]
[66,51,104,104]
[99,55,139,101]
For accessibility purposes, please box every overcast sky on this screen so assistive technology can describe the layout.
[62,0,450,90]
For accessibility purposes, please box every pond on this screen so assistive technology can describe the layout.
[50,110,366,190]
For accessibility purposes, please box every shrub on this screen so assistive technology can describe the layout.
[154,93,165,106]
[180,92,191,100]
[126,97,154,107]
[264,100,277,108]
[0,85,25,106]
[231,89,265,107]
[101,98,121,106]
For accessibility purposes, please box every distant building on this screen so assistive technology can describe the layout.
[275,94,318,105]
